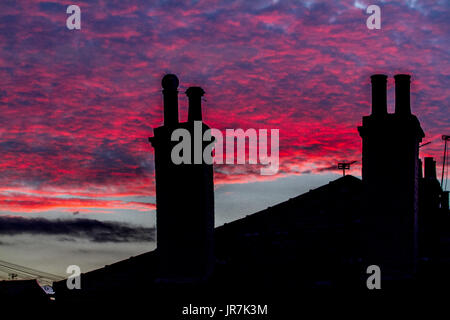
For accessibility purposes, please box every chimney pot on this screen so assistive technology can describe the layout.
[162,74,179,91]
[394,74,411,116]
[161,74,179,126]
[186,86,205,122]
[370,74,388,116]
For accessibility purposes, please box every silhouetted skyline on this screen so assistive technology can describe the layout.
[44,74,450,312]
[0,0,449,280]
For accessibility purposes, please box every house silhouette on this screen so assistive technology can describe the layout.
[51,74,450,309]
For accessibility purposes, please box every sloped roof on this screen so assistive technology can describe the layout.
[0,279,49,302]
[54,175,364,296]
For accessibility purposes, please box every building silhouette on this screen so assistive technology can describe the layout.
[0,279,51,304]
[149,75,214,282]
[358,74,424,279]
[48,74,450,308]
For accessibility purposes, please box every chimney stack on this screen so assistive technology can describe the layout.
[442,191,449,211]
[186,87,205,122]
[424,157,437,180]
[370,74,388,116]
[394,74,411,116]
[418,158,423,179]
[161,74,179,126]
[151,75,215,282]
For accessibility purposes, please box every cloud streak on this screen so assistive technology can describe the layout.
[0,216,155,243]
[0,192,155,212]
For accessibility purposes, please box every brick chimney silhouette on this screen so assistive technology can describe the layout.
[419,157,443,260]
[424,157,437,180]
[149,74,214,282]
[358,74,425,279]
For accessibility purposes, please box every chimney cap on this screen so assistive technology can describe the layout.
[162,74,179,90]
[371,74,388,82]
[394,74,411,81]
[186,86,205,96]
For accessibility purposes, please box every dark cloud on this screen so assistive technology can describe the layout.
[0,216,155,243]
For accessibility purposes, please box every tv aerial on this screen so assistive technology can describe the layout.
[337,161,357,177]
[441,135,450,189]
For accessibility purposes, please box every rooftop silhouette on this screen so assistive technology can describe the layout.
[5,73,448,310]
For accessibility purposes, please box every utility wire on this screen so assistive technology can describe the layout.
[0,260,64,281]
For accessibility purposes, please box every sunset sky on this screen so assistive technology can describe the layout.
[0,0,449,277]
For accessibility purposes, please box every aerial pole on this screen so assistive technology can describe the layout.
[441,135,450,189]
[337,161,357,177]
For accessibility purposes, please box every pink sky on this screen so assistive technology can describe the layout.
[0,0,448,220]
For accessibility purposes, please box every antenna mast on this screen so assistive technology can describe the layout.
[441,135,450,189]
[337,161,357,177]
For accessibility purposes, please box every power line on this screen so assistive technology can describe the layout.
[0,260,64,282]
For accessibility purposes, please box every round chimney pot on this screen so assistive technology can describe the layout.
[186,86,205,97]
[162,74,179,90]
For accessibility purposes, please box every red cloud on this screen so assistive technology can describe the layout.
[0,0,448,213]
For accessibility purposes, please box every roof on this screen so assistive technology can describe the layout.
[0,279,50,302]
[54,175,365,298]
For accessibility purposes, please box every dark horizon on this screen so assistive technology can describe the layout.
[0,0,449,292]
[47,72,450,311]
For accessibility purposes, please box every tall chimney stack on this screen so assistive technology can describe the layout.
[424,157,437,180]
[359,74,425,280]
[394,74,411,116]
[370,74,388,116]
[161,74,179,126]
[186,87,205,122]
[150,75,215,283]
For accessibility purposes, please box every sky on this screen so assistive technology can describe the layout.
[0,0,449,277]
